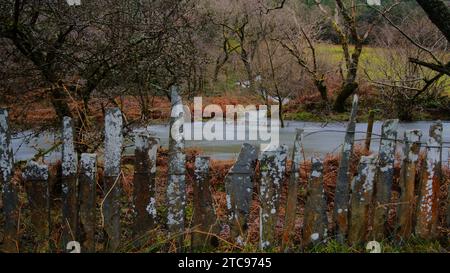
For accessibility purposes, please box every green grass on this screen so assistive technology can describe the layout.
[316,43,449,93]
[285,110,350,122]
[212,43,449,97]
[302,237,448,253]
[209,43,449,123]
[290,111,318,121]
[316,43,400,79]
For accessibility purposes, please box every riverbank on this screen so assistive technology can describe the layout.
[4,92,450,132]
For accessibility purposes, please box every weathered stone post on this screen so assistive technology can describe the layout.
[416,121,442,239]
[396,130,422,240]
[348,154,377,246]
[61,116,78,249]
[334,94,358,242]
[191,156,219,251]
[23,161,50,253]
[259,145,288,251]
[133,133,159,237]
[302,157,328,249]
[371,119,398,240]
[103,108,123,252]
[0,109,19,252]
[281,129,303,252]
[166,86,186,250]
[78,153,97,253]
[225,143,258,246]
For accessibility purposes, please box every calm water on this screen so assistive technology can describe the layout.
[11,120,450,164]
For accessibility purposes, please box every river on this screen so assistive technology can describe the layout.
[11,120,450,164]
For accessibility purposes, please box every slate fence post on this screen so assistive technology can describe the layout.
[61,116,78,249]
[281,129,303,252]
[396,130,422,239]
[371,119,398,240]
[133,133,159,237]
[23,161,50,253]
[348,154,377,246]
[78,153,97,253]
[302,158,328,249]
[416,121,442,239]
[166,86,187,251]
[103,108,123,252]
[334,95,358,242]
[0,109,19,252]
[259,145,288,251]
[192,156,219,251]
[225,143,258,246]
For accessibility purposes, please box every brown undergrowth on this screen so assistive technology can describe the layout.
[4,92,262,130]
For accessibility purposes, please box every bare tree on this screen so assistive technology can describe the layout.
[277,4,329,102]
[371,1,449,103]
[366,6,449,121]
[416,0,450,42]
[0,0,203,152]
[378,0,450,76]
[313,0,399,112]
[366,47,448,120]
[257,23,298,128]
[207,0,286,94]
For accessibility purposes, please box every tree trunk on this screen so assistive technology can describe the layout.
[314,78,328,102]
[334,46,362,112]
[278,102,285,128]
[334,82,358,112]
[49,83,73,120]
[213,54,228,82]
[241,49,255,93]
[416,0,450,42]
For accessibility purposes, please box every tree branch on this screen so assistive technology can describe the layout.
[409,59,450,76]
